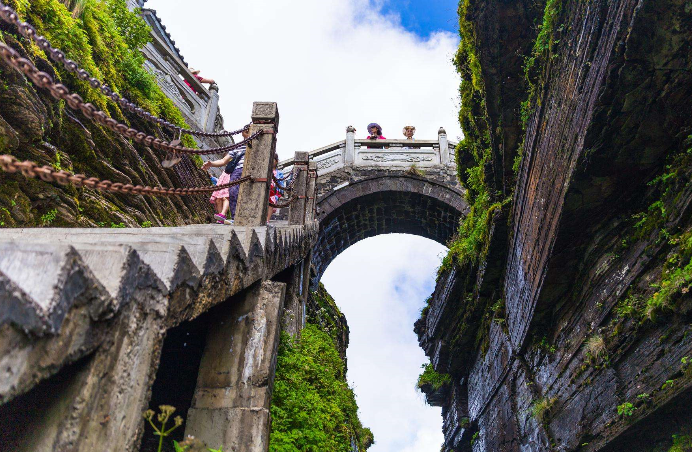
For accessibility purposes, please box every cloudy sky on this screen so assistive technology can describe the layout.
[145,0,460,450]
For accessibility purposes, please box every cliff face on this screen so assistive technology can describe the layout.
[0,0,213,229]
[416,0,692,450]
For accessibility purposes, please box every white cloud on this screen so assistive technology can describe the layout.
[145,0,461,160]
[322,234,448,452]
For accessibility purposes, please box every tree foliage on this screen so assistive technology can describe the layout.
[269,324,373,452]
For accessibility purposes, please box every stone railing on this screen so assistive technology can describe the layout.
[139,9,222,136]
[279,126,456,175]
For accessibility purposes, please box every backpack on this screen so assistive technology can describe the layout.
[224,150,245,175]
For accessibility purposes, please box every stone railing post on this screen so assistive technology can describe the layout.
[203,84,220,133]
[439,127,449,165]
[344,125,356,165]
[305,161,318,223]
[288,152,309,225]
[235,102,279,226]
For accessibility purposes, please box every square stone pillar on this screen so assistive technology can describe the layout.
[305,162,318,223]
[288,152,309,226]
[344,125,356,165]
[185,281,287,452]
[235,102,279,227]
[439,127,450,165]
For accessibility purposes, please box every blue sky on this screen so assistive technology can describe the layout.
[379,0,459,37]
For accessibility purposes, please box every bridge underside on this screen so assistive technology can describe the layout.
[312,175,467,286]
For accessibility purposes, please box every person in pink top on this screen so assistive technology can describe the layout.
[366,123,386,149]
[366,123,386,140]
[185,68,215,94]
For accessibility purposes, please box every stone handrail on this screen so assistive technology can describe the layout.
[139,9,221,135]
[279,127,456,174]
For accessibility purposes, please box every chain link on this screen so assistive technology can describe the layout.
[0,40,268,155]
[0,1,248,139]
[0,154,254,197]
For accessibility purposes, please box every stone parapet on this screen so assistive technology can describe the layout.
[0,222,317,451]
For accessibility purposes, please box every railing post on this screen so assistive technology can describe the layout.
[439,127,449,165]
[203,84,220,133]
[288,152,309,225]
[344,125,356,165]
[305,161,318,223]
[235,102,279,226]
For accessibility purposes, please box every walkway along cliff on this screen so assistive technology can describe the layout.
[415,0,692,450]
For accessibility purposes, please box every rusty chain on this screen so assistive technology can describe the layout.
[0,1,248,139]
[0,40,267,155]
[0,154,257,197]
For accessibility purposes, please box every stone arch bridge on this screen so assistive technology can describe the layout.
[0,103,466,452]
[278,126,466,285]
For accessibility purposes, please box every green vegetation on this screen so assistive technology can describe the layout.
[269,324,373,452]
[5,0,188,125]
[536,335,557,354]
[668,433,692,452]
[307,282,347,343]
[40,208,58,225]
[470,431,480,446]
[617,402,635,417]
[417,363,452,391]
[141,220,153,228]
[142,405,183,452]
[521,0,563,126]
[531,396,557,423]
[583,334,607,364]
[662,380,675,391]
[0,0,204,228]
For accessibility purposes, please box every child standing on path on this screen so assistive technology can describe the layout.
[203,128,250,224]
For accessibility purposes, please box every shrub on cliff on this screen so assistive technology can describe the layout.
[269,324,373,452]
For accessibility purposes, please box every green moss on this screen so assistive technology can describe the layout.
[417,363,452,391]
[515,0,564,175]
[531,397,557,423]
[617,402,635,417]
[668,433,692,452]
[522,0,563,122]
[440,194,509,273]
[269,324,373,452]
[307,282,346,343]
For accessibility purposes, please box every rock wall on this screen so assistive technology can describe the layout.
[417,0,692,450]
[0,1,214,229]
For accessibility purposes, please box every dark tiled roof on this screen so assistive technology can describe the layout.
[140,8,188,67]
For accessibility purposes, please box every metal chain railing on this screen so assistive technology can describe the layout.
[0,40,265,156]
[0,154,259,197]
[0,1,248,139]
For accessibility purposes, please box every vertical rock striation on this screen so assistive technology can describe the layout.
[417,0,692,450]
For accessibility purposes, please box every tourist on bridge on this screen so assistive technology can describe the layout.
[203,128,250,224]
[366,123,386,149]
[366,123,386,140]
[267,153,285,222]
[403,125,416,140]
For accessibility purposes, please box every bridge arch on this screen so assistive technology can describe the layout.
[312,174,468,285]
